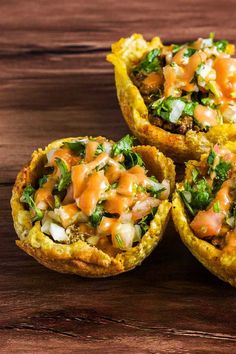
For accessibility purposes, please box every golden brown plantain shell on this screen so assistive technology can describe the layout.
[11,136,175,277]
[107,34,236,163]
[172,153,236,287]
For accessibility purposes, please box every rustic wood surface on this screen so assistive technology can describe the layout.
[1,0,236,352]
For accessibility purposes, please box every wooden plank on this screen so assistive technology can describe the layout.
[0,0,235,52]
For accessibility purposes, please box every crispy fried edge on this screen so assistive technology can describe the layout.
[11,136,175,277]
[107,33,236,162]
[172,155,236,287]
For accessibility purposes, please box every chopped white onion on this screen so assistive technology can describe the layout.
[111,222,135,250]
[41,215,52,235]
[103,142,112,155]
[50,223,69,242]
[159,179,170,200]
[120,212,132,223]
[169,100,185,123]
[132,198,160,214]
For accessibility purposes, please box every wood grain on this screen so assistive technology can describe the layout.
[1,0,236,352]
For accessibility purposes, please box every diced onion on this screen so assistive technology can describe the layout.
[50,223,69,242]
[169,100,185,123]
[111,222,135,250]
[41,215,52,235]
[120,213,132,223]
[103,142,112,155]
[159,179,170,200]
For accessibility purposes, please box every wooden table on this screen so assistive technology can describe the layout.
[1,1,236,352]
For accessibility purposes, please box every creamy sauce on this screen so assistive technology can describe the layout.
[78,172,109,216]
[52,148,79,170]
[85,141,99,162]
[35,177,56,209]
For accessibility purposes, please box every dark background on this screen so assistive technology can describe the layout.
[0,1,236,352]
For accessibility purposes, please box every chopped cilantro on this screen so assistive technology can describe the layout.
[151,96,186,123]
[112,135,135,156]
[214,40,228,52]
[63,141,86,157]
[207,149,216,173]
[192,168,199,183]
[201,97,218,109]
[138,207,158,235]
[55,158,71,192]
[133,48,161,74]
[180,178,212,216]
[179,190,194,216]
[95,143,105,156]
[123,151,144,169]
[39,175,48,187]
[213,201,221,213]
[21,185,43,221]
[213,160,232,192]
[183,48,197,58]
[183,101,197,116]
[172,44,183,54]
[89,205,104,227]
[148,176,165,197]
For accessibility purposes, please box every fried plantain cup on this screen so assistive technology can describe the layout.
[11,135,175,277]
[172,144,236,286]
[107,34,236,163]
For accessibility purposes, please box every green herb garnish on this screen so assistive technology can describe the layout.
[95,143,105,156]
[151,96,186,123]
[207,149,216,173]
[213,201,221,213]
[180,179,212,216]
[192,168,199,183]
[55,157,71,192]
[63,141,86,157]
[183,101,197,116]
[123,151,144,169]
[172,44,183,54]
[21,185,43,221]
[39,175,48,187]
[112,135,135,156]
[89,205,104,227]
[183,48,197,58]
[148,176,165,197]
[213,160,233,192]
[214,40,228,53]
[133,48,161,74]
[138,207,158,235]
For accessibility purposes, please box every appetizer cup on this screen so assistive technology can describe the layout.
[172,144,236,286]
[107,34,236,162]
[11,135,175,277]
